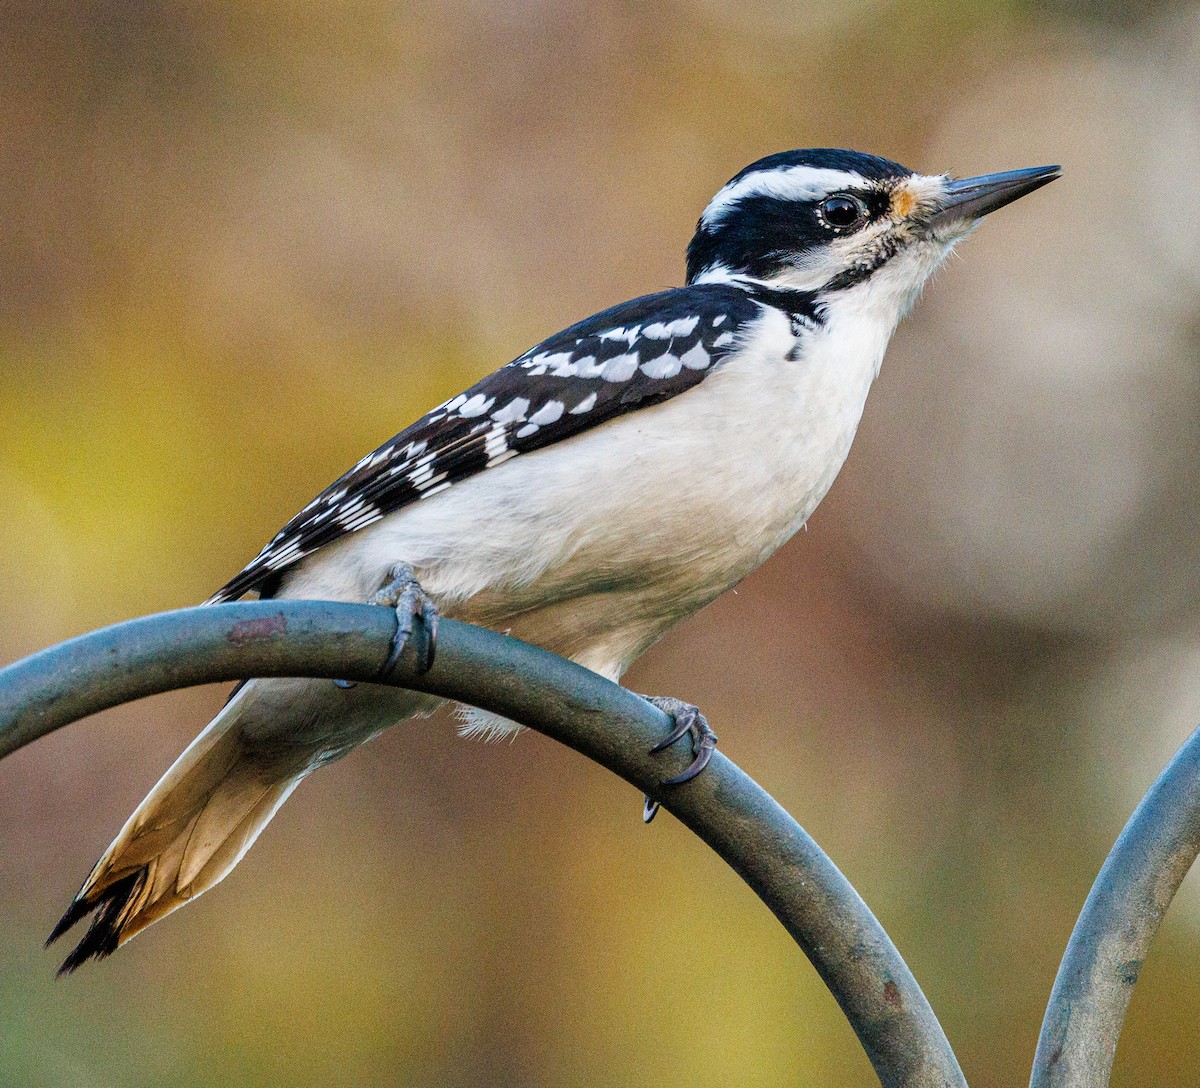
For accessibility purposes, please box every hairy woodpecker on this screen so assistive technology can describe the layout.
[49,148,1059,971]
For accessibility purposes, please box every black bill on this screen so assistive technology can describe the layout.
[929,164,1062,228]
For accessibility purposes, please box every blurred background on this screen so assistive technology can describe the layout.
[1,1,1199,1084]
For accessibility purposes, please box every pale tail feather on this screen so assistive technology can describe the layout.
[48,685,301,973]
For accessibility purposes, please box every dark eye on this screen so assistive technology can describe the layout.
[818,194,866,230]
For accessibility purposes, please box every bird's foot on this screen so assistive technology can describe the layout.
[374,563,439,677]
[639,695,718,823]
[333,563,439,687]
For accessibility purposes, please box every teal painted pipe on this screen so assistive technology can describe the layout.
[1031,723,1200,1088]
[0,601,965,1088]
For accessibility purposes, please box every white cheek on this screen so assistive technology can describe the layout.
[770,250,844,292]
[768,221,896,293]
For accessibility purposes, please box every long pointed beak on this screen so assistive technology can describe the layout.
[929,164,1061,228]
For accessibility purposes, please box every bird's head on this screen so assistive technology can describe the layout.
[687,148,1060,320]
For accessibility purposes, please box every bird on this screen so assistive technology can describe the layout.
[47,148,1059,972]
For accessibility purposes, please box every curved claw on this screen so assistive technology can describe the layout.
[417,598,438,673]
[661,729,717,786]
[379,624,409,678]
[649,706,696,754]
[642,795,661,823]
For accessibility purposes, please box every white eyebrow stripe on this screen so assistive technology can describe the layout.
[700,166,869,228]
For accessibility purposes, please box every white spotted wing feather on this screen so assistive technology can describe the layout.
[209,284,765,603]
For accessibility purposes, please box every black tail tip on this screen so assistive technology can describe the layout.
[47,871,144,975]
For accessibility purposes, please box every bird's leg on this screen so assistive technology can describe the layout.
[639,695,718,823]
[373,563,440,677]
[334,563,439,688]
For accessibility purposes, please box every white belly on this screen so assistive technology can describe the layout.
[282,306,889,681]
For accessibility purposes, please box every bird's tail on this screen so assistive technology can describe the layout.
[47,684,300,973]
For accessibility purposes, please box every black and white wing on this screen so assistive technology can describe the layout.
[208,283,774,603]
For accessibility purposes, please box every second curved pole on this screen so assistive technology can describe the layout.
[1031,723,1200,1088]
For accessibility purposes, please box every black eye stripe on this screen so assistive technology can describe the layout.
[683,182,906,284]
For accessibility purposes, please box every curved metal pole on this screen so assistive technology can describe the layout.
[1031,723,1200,1088]
[0,601,966,1088]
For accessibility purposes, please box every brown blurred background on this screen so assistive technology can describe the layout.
[2,2,1199,1085]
